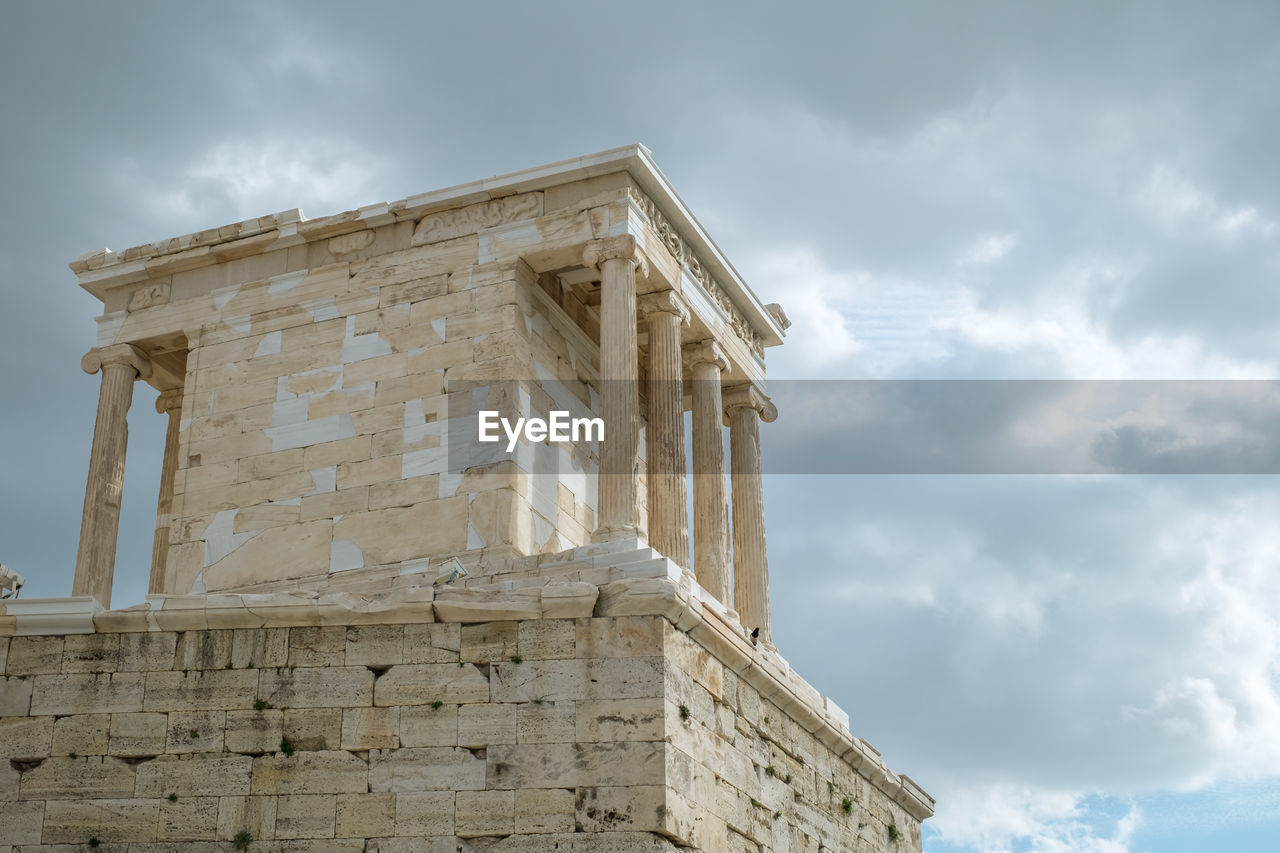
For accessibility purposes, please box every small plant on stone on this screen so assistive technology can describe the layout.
[510,655,522,664]
[827,780,835,794]
[225,662,234,669]
[88,838,101,848]
[888,824,901,842]
[784,773,793,784]
[167,793,178,803]
[253,699,271,711]
[765,765,777,778]
[841,797,853,815]
[431,700,443,710]
[69,752,77,759]
[189,730,199,739]
[678,704,690,721]
[763,715,770,724]
[233,830,253,850]
[279,738,295,757]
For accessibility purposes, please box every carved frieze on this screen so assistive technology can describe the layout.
[411,193,543,247]
[629,188,765,357]
[128,282,170,312]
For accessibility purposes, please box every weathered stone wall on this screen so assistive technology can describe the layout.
[1,613,922,852]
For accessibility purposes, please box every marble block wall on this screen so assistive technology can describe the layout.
[0,611,926,852]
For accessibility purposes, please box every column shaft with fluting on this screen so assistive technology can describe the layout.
[688,341,730,603]
[149,388,183,595]
[725,384,776,642]
[640,292,690,567]
[585,236,648,541]
[74,344,151,607]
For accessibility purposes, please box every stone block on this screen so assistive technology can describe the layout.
[486,742,666,789]
[403,623,460,664]
[456,789,514,838]
[6,635,63,674]
[217,794,278,842]
[30,671,145,715]
[577,698,664,742]
[0,715,52,760]
[395,790,455,836]
[166,709,227,753]
[514,788,576,834]
[118,632,178,671]
[42,798,160,843]
[232,627,288,668]
[332,498,467,565]
[458,702,516,746]
[108,711,168,756]
[18,755,135,799]
[576,616,664,658]
[0,801,44,844]
[259,666,373,708]
[336,792,396,838]
[226,709,285,754]
[517,620,575,660]
[289,626,347,666]
[460,621,518,663]
[373,663,489,706]
[345,624,404,667]
[252,751,370,795]
[342,706,400,750]
[516,699,576,744]
[136,753,253,797]
[284,707,343,751]
[368,747,486,792]
[144,668,258,711]
[158,794,220,840]
[62,632,121,672]
[491,657,663,703]
[51,713,110,755]
[276,793,337,839]
[0,675,32,715]
[576,785,667,834]
[399,703,458,747]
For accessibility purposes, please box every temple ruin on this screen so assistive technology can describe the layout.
[0,145,933,851]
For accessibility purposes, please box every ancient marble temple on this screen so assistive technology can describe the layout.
[0,146,933,851]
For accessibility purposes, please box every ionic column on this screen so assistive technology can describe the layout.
[724,384,778,643]
[687,340,730,604]
[639,291,690,568]
[74,344,152,607]
[148,388,183,595]
[584,236,649,542]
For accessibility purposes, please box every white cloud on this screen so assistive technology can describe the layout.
[928,786,1139,853]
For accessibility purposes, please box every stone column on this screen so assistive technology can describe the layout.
[687,340,730,604]
[74,344,152,607]
[724,384,778,642]
[584,236,649,542]
[148,388,183,595]
[639,291,690,568]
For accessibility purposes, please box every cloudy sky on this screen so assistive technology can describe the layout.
[3,2,1279,851]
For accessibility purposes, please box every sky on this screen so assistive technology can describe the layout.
[2,2,1279,851]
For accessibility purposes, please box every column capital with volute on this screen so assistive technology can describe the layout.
[637,289,690,325]
[685,339,728,372]
[583,235,650,279]
[82,343,152,380]
[723,383,777,423]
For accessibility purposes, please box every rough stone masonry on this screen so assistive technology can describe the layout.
[0,145,932,851]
